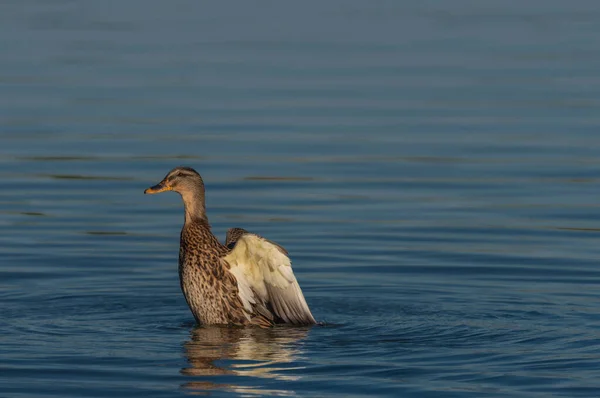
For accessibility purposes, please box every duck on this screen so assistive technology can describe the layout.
[144,166,316,327]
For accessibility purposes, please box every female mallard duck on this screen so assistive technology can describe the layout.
[144,166,316,327]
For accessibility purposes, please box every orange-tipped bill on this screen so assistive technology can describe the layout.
[144,182,171,194]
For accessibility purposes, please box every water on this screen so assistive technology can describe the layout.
[2,0,600,396]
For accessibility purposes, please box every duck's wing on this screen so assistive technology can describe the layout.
[222,230,316,325]
[225,227,249,249]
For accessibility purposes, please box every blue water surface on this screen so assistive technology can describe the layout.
[2,1,600,397]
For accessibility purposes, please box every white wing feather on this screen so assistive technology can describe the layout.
[223,234,316,325]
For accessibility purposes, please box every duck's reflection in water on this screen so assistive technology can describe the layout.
[181,326,310,395]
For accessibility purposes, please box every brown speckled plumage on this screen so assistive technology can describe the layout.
[225,227,247,249]
[178,220,248,325]
[144,166,316,327]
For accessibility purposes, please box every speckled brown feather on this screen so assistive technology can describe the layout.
[178,220,256,326]
[225,227,247,249]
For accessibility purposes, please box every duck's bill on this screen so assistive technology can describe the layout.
[144,183,171,194]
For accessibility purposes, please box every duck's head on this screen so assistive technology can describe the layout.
[144,166,204,195]
[145,166,207,222]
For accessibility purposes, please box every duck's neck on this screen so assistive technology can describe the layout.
[180,188,208,225]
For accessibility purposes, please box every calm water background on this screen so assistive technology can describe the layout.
[2,1,600,396]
